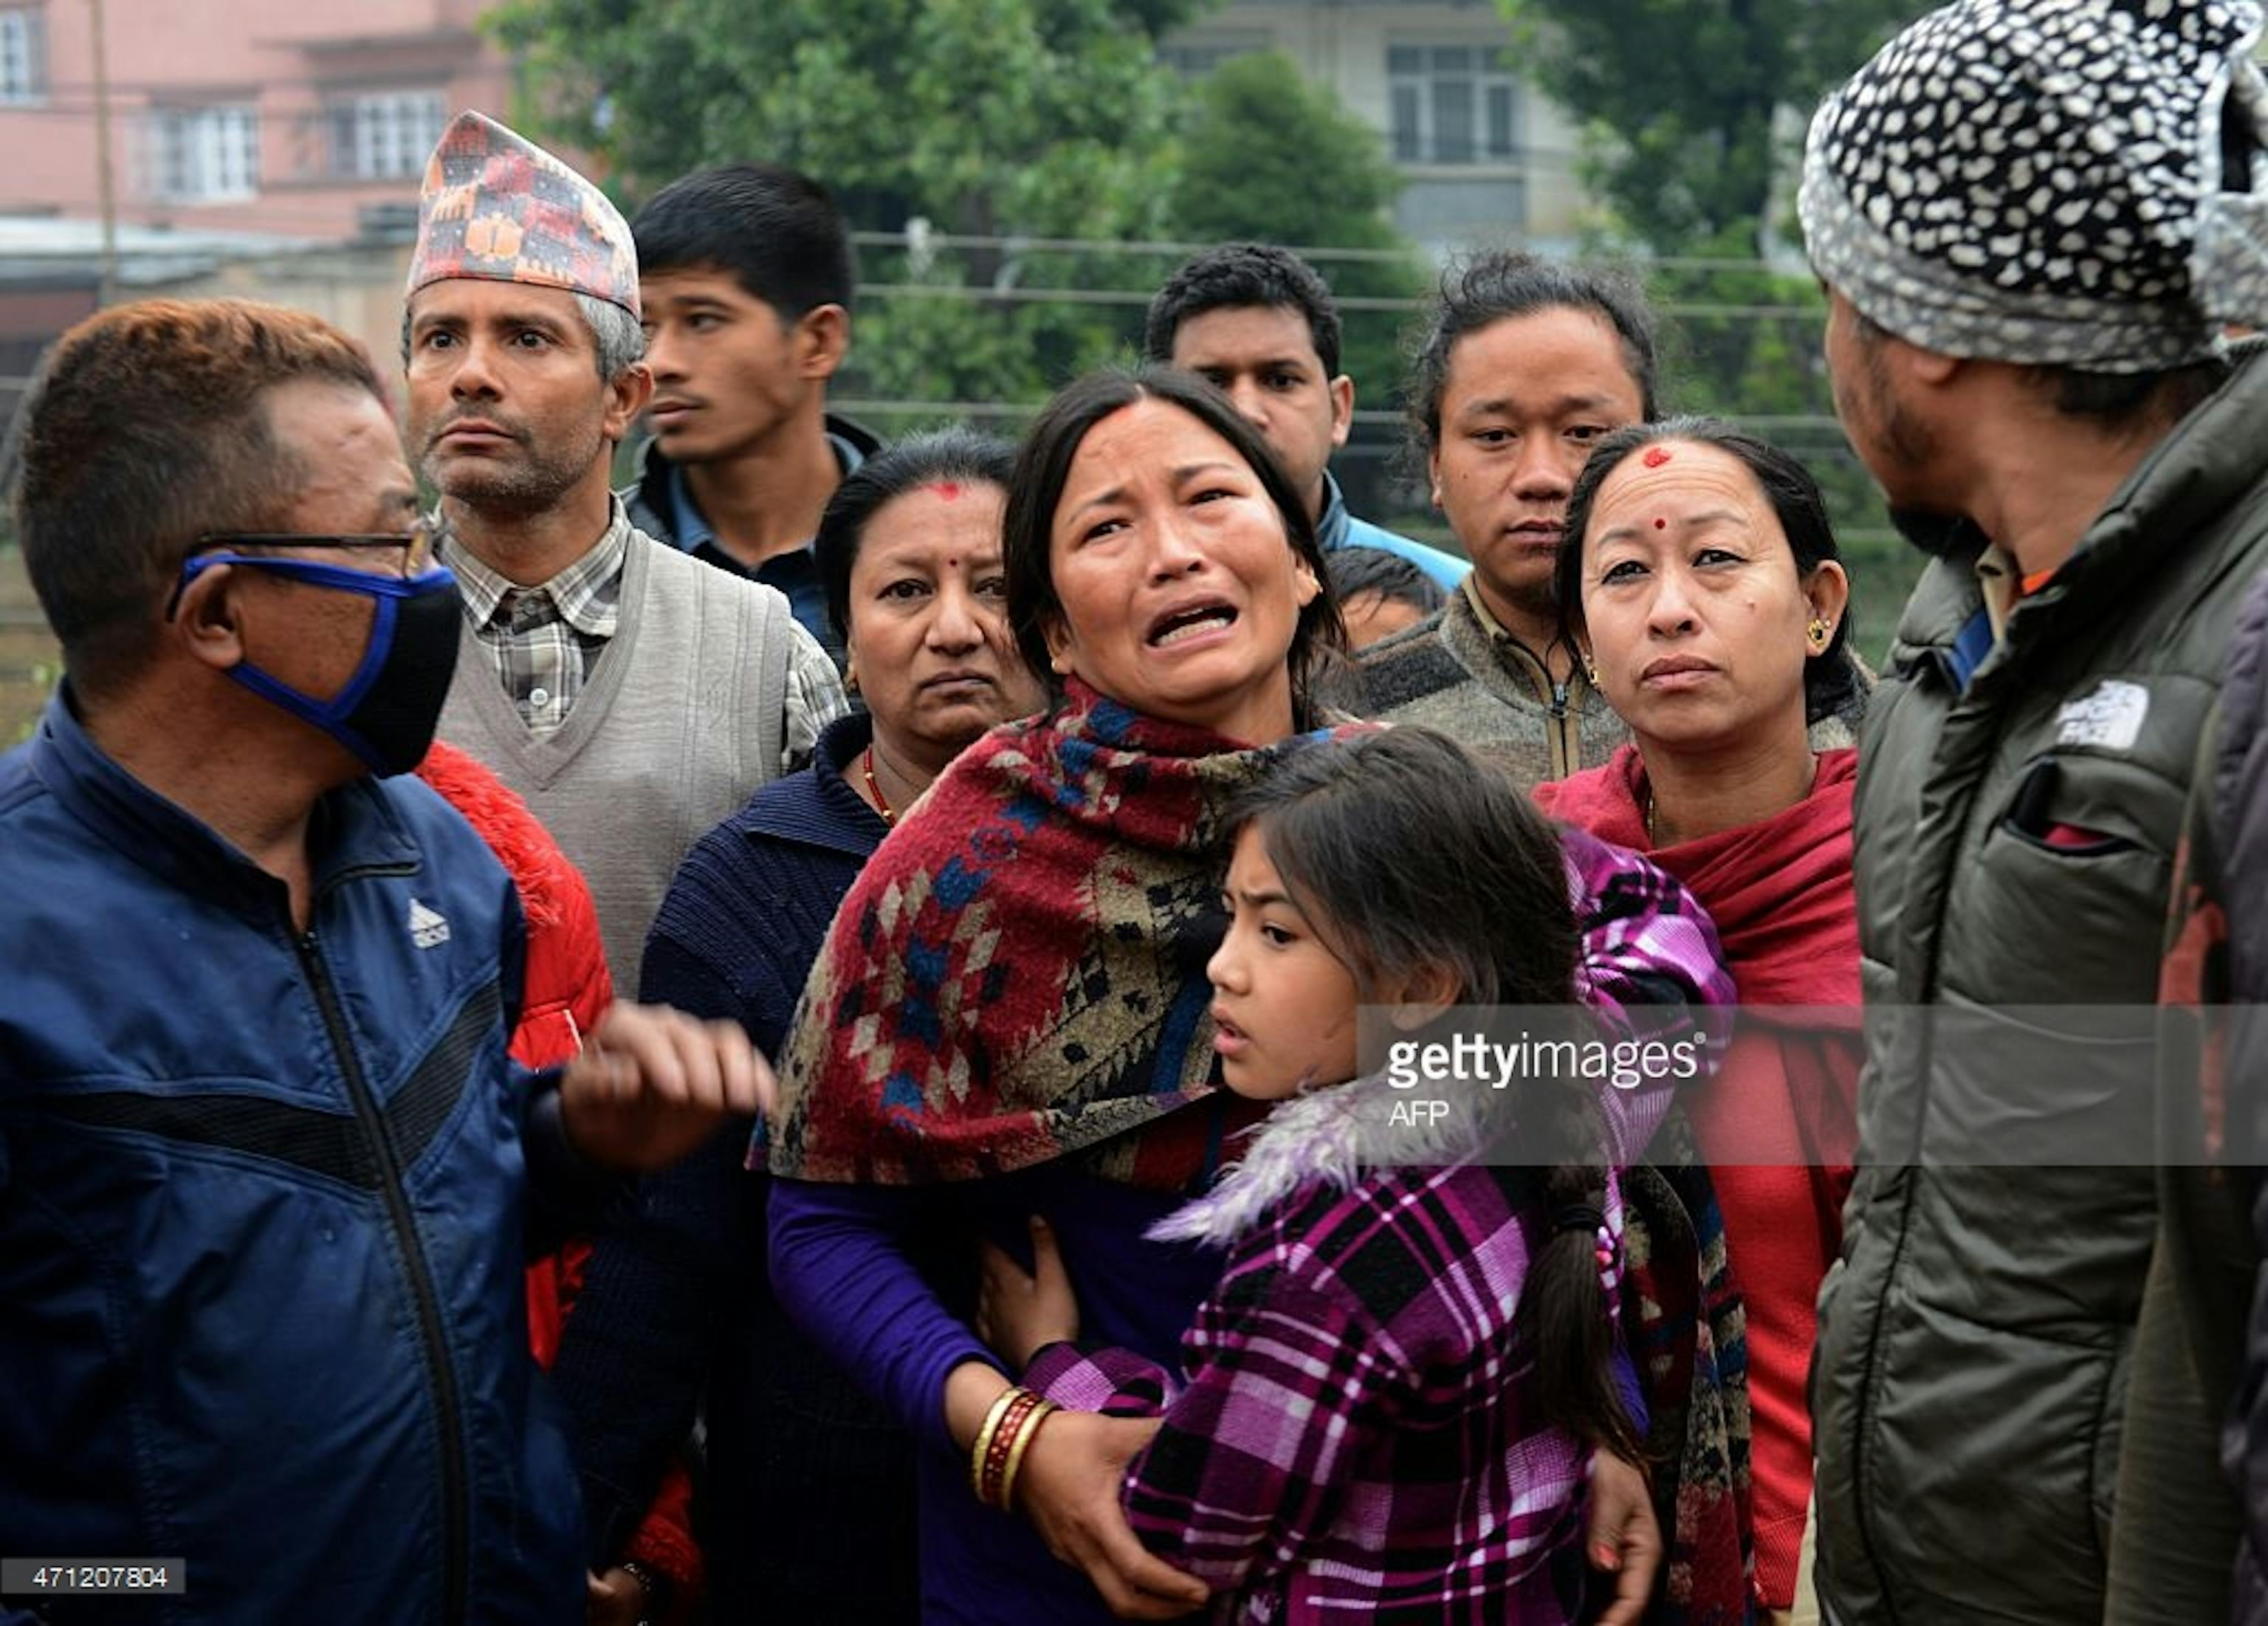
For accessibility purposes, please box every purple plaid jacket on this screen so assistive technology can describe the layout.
[1028,1109,1627,1623]
[1017,829,1732,1623]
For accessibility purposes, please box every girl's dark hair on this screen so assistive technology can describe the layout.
[1324,545,1446,618]
[1220,727,1639,1459]
[1003,366,1347,730]
[1558,416,1866,730]
[1408,251,1661,453]
[814,427,1017,645]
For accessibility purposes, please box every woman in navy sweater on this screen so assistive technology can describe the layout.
[549,428,1045,1623]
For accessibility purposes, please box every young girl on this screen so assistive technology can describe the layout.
[976,727,1650,1624]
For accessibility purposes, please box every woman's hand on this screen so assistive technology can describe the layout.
[975,1215,1080,1368]
[1015,1408,1209,1620]
[1586,1450,1663,1626]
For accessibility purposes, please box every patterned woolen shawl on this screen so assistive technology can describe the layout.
[769,679,1361,1190]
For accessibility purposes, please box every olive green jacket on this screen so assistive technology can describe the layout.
[1816,343,2268,1625]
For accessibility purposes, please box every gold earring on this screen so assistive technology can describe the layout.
[1807,617,1831,651]
[1581,652,1599,685]
[1050,654,1071,676]
[843,662,860,694]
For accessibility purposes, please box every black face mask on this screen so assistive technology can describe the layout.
[176,554,463,775]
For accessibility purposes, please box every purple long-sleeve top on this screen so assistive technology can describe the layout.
[769,1161,1225,1625]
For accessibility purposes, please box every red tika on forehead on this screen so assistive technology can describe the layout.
[1641,446,1673,467]
[929,481,962,501]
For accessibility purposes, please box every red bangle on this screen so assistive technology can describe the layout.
[976,1390,1045,1509]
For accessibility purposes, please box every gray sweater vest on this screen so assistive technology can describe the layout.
[439,529,795,994]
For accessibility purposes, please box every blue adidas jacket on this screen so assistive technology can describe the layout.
[0,695,585,1624]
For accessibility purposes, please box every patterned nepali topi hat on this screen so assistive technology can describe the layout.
[1800,0,2268,371]
[406,110,639,318]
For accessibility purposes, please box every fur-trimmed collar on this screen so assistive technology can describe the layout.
[1147,1068,1519,1249]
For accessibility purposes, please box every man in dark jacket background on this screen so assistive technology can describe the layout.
[622,162,877,670]
[0,297,765,1623]
[1798,2,2268,1622]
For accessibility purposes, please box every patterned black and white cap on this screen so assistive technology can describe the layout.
[1800,0,2268,371]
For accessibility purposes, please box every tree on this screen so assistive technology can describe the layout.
[1165,52,1426,517]
[1499,0,1912,253]
[488,0,1201,406]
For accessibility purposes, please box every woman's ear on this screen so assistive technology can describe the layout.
[1383,960,1460,1031]
[1804,558,1852,644]
[1292,552,1321,608]
[1042,614,1076,678]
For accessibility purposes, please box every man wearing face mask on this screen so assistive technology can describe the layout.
[0,298,770,1624]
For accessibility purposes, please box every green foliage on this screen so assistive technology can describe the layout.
[490,0,1192,235]
[1164,51,1426,513]
[1499,0,1911,251]
[839,243,1154,413]
[489,0,1196,404]
[1167,52,1403,247]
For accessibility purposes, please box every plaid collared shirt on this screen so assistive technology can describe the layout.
[444,507,628,738]
[441,501,844,772]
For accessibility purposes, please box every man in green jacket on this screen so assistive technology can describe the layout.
[1798,2,2268,1622]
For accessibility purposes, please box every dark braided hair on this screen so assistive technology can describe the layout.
[1220,727,1640,1458]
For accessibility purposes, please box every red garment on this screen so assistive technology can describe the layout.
[415,741,702,1617]
[1534,745,1862,1610]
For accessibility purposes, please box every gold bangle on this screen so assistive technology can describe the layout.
[969,1386,1023,1502]
[979,1391,1043,1509]
[997,1397,1059,1512]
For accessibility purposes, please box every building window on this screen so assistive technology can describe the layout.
[152,105,261,202]
[0,7,46,104]
[327,90,447,180]
[1388,43,1522,165]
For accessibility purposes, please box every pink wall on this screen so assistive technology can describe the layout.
[0,0,515,239]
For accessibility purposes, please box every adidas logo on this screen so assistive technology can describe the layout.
[408,898,452,950]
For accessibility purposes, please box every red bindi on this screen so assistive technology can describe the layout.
[929,481,962,501]
[1640,447,1673,467]
[1653,518,1667,529]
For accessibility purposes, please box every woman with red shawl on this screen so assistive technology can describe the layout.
[1533,416,1866,1625]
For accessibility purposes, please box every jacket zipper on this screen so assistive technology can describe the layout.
[295,926,470,1623]
[1844,674,2016,1624]
[1499,623,1585,780]
[1548,678,1573,780]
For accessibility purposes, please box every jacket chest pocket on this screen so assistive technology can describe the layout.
[1953,752,2184,1005]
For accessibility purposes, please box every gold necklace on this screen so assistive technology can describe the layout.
[862,745,896,826]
